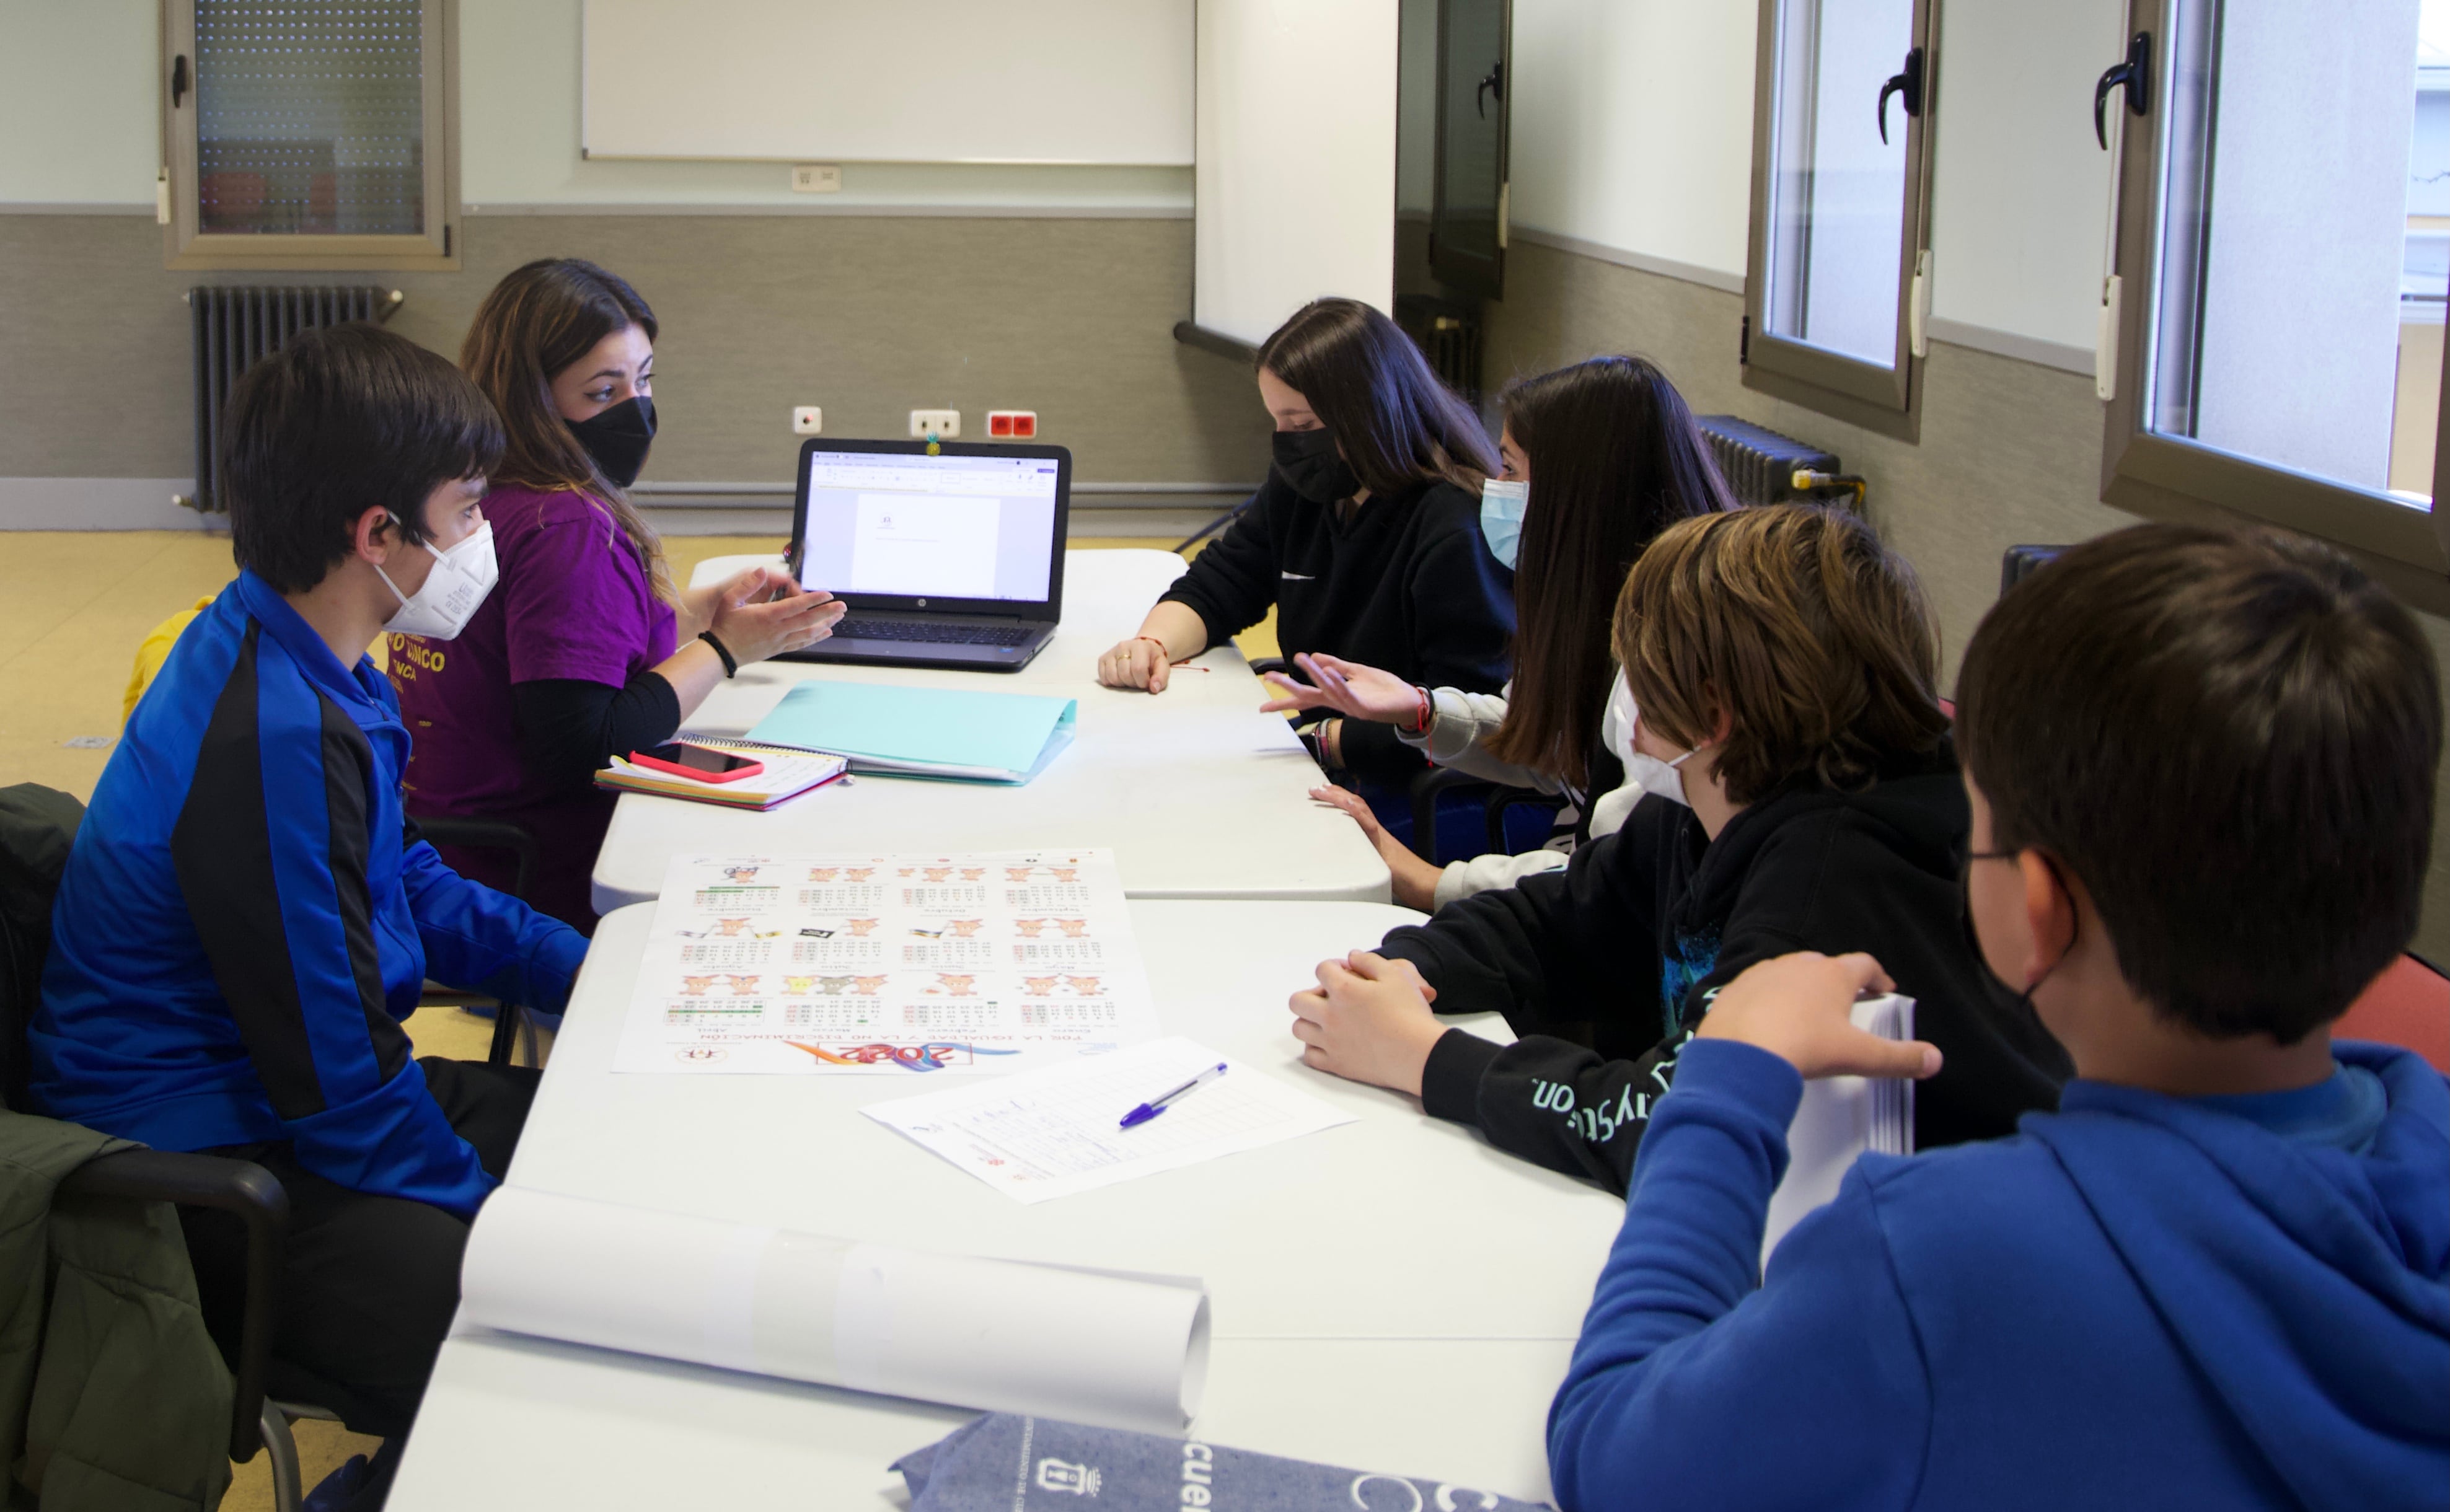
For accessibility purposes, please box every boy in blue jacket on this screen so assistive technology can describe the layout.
[31,325,584,1480]
[1549,523,2448,1511]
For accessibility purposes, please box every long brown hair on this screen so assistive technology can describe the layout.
[1614,506,1949,804]
[460,258,672,602]
[1482,356,1734,787]
[1256,299,1495,496]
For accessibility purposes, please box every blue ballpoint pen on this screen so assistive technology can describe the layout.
[1118,1062,1228,1128]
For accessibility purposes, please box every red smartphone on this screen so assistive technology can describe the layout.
[629,741,766,784]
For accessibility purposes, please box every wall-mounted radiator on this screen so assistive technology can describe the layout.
[184,285,403,512]
[1694,415,1861,510]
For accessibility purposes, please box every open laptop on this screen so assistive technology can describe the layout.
[778,437,1070,672]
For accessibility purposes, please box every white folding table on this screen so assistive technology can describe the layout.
[591,550,1390,912]
[389,900,1624,1508]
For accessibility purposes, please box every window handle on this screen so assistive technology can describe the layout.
[1476,60,1504,120]
[1877,47,1924,146]
[2094,31,2153,149]
[171,53,188,109]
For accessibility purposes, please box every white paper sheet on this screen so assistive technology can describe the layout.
[460,1188,1209,1431]
[1761,993,1917,1265]
[613,849,1160,1075]
[864,1036,1358,1203]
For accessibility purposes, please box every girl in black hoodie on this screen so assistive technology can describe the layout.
[1095,298,1515,785]
[1287,506,2072,1192]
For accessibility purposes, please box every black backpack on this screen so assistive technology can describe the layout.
[0,783,84,1113]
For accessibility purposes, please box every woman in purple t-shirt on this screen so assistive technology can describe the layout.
[390,259,844,930]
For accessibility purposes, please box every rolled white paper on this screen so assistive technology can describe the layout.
[460,1187,1209,1431]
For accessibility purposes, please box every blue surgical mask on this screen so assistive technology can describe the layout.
[1480,478,1529,568]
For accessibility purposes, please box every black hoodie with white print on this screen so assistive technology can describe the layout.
[1376,739,2074,1193]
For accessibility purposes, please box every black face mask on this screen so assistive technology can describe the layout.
[1960,849,2076,1011]
[1272,426,1361,505]
[568,395,657,489]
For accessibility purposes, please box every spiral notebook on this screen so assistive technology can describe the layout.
[594,737,849,811]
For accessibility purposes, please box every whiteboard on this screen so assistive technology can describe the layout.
[581,0,1194,165]
[1194,0,1398,348]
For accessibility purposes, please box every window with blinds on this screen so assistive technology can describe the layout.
[162,0,459,270]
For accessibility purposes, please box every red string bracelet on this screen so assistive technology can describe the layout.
[1406,685,1433,734]
[1134,635,1209,673]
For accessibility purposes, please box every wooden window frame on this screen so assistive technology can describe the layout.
[159,0,460,273]
[1740,0,1940,441]
[2099,0,2449,609]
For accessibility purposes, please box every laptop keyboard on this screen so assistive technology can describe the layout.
[835,617,1037,647]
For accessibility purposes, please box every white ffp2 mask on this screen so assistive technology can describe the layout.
[1608,669,1696,809]
[377,520,497,641]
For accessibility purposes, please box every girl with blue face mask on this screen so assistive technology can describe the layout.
[1264,355,1735,911]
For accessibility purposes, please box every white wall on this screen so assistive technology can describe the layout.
[0,0,157,203]
[0,0,1192,212]
[1922,0,2124,353]
[0,0,2244,359]
[1192,0,1398,348]
[1505,0,1758,279]
[464,1,1190,211]
[1505,0,2124,361]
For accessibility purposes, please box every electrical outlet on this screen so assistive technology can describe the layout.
[909,409,961,439]
[790,164,842,193]
[791,405,823,435]
[986,410,1038,439]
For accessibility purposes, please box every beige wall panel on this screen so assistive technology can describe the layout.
[0,213,1271,487]
[0,218,200,479]
[1483,239,2450,962]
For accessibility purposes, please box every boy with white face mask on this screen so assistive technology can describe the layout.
[1286,507,2073,1193]
[32,325,586,1496]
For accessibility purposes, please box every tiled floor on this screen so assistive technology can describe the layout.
[2,528,1271,1506]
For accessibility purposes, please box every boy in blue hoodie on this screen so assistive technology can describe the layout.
[32,325,586,1497]
[1548,523,2448,1511]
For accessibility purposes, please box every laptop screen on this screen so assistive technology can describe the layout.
[795,448,1062,605]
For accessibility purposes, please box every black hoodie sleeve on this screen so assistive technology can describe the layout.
[1157,488,1279,648]
[1337,518,1519,782]
[1375,820,1678,1191]
[1389,804,2072,1195]
[512,673,683,796]
[1383,811,1816,1195]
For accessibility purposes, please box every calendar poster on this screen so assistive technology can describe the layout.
[612,849,1160,1075]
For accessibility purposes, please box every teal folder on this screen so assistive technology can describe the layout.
[744,680,1077,785]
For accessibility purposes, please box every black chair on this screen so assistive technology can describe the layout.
[1999,545,2068,598]
[1173,497,1253,554]
[1253,663,1563,865]
[1408,767,1564,864]
[0,783,324,1511]
[412,815,541,1065]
